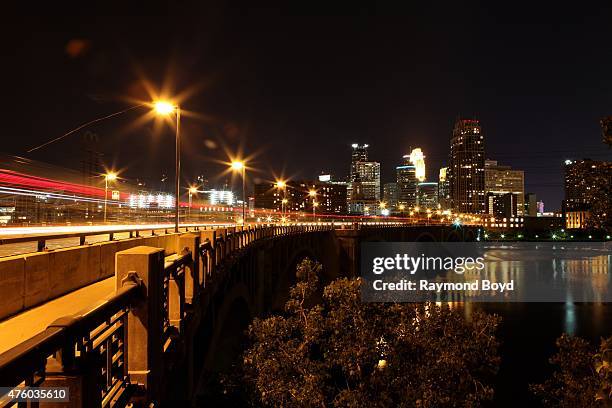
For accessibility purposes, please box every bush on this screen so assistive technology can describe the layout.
[240,258,501,407]
[530,334,612,407]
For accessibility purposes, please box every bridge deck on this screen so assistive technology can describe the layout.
[0,277,115,354]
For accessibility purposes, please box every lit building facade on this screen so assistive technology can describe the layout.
[564,159,612,210]
[253,180,347,214]
[396,152,418,208]
[417,182,438,209]
[484,160,525,216]
[383,182,399,208]
[347,144,380,214]
[449,118,485,214]
[438,167,450,209]
[563,158,612,229]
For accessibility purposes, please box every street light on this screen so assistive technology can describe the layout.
[276,180,287,216]
[308,189,317,220]
[231,161,246,224]
[153,100,181,232]
[103,172,117,223]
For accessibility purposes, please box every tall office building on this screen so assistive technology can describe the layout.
[438,167,450,209]
[449,118,485,213]
[396,154,417,207]
[408,148,426,182]
[350,144,369,181]
[383,182,399,208]
[417,182,438,209]
[564,159,612,210]
[484,160,525,216]
[348,144,380,214]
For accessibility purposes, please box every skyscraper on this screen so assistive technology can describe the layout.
[347,144,381,214]
[564,159,612,210]
[438,167,450,209]
[396,157,417,208]
[484,160,525,216]
[383,182,399,208]
[417,182,439,209]
[449,118,485,214]
[408,148,426,182]
[350,144,369,181]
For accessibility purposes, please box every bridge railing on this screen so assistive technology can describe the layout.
[0,276,141,407]
[0,224,337,406]
[0,223,226,255]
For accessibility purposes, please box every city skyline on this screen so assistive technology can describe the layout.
[1,10,612,211]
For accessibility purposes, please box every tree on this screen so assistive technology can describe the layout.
[530,334,612,407]
[240,258,501,407]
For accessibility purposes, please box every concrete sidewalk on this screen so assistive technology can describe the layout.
[0,277,115,354]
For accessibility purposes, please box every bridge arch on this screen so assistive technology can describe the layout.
[204,282,253,373]
[415,232,437,242]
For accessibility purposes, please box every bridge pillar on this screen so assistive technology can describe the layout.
[179,234,200,304]
[115,246,165,403]
[200,230,217,287]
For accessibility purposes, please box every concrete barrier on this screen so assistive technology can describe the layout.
[0,256,25,318]
[0,232,189,322]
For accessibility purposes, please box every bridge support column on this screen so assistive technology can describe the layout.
[179,233,200,304]
[115,246,165,403]
[200,230,217,286]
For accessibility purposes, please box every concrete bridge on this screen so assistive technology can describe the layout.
[0,222,478,407]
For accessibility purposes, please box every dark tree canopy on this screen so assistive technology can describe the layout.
[239,258,501,407]
[531,334,612,408]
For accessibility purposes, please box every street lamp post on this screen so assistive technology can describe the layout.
[103,172,117,223]
[188,186,198,216]
[231,161,246,224]
[154,101,181,232]
[308,189,317,220]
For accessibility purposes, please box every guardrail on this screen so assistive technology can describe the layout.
[0,224,338,407]
[0,276,141,407]
[0,223,228,253]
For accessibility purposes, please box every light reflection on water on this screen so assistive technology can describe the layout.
[432,248,612,406]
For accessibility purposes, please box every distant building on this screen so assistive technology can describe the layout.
[408,148,426,182]
[253,180,346,214]
[204,189,234,206]
[417,182,438,209]
[486,192,518,219]
[438,167,450,209]
[347,144,380,214]
[563,158,612,229]
[564,159,612,210]
[449,118,485,213]
[524,193,537,217]
[396,155,417,208]
[383,182,399,208]
[484,160,525,216]
[566,210,590,229]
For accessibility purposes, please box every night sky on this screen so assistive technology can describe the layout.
[2,5,612,210]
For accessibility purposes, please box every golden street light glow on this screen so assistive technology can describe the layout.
[230,160,245,171]
[313,201,319,207]
[379,202,387,209]
[275,180,286,189]
[153,100,175,115]
[105,172,117,181]
[188,186,198,194]
[398,204,405,211]
[281,198,288,204]
[308,189,317,197]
